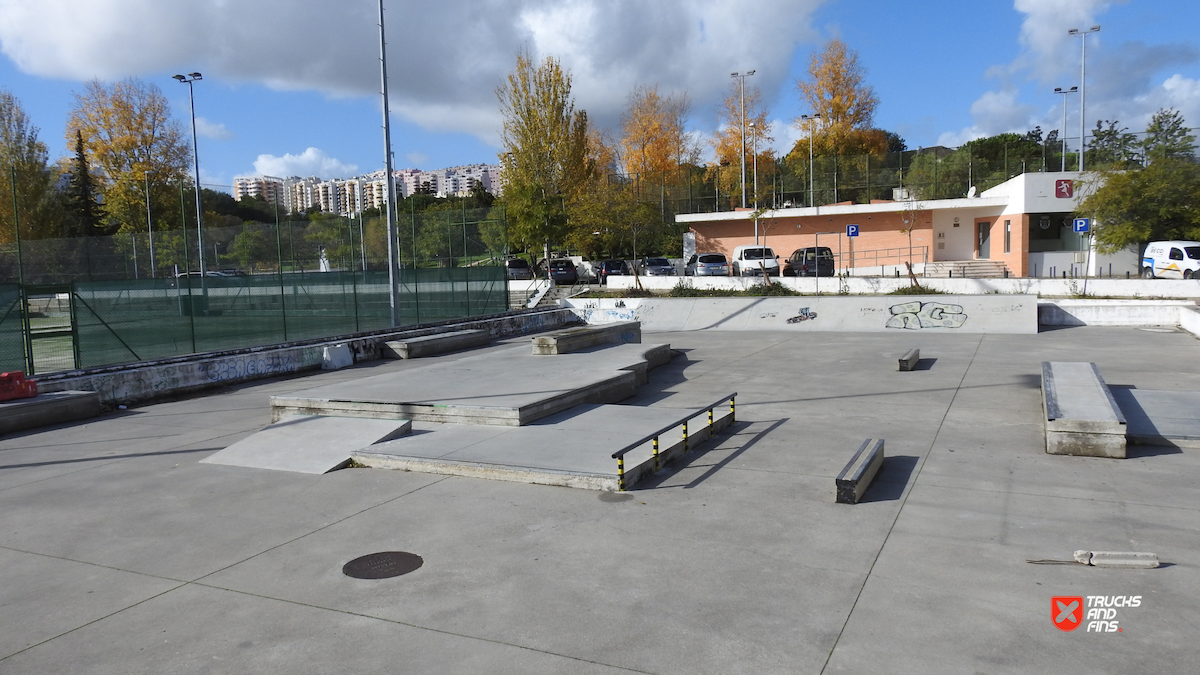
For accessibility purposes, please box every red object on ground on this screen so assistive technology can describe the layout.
[0,371,37,402]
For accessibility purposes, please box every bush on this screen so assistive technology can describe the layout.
[746,281,799,296]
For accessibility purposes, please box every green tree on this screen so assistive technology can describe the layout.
[1080,157,1200,253]
[496,51,592,258]
[63,130,106,237]
[230,227,268,271]
[1141,108,1196,162]
[1088,120,1139,168]
[1,89,59,241]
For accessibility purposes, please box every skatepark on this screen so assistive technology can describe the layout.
[0,299,1197,673]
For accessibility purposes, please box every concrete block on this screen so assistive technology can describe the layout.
[0,390,102,435]
[898,348,920,371]
[1074,550,1159,569]
[379,329,490,359]
[1042,362,1127,458]
[531,321,641,355]
[321,344,354,370]
[836,439,885,504]
[201,415,412,474]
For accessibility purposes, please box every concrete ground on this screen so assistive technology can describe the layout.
[0,326,1197,674]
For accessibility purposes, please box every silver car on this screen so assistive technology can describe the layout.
[685,253,730,276]
[641,257,677,276]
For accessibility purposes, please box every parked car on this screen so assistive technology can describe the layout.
[545,258,579,285]
[597,259,631,285]
[1141,240,1200,279]
[684,253,730,276]
[783,247,836,277]
[504,257,533,280]
[731,245,780,276]
[640,257,676,276]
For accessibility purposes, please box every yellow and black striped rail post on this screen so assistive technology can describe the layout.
[682,421,689,453]
[708,407,714,433]
[652,435,660,471]
[730,396,736,424]
[616,455,625,491]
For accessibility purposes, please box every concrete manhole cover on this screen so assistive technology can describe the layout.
[343,551,423,579]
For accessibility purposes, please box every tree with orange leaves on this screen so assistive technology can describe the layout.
[709,81,773,207]
[619,85,698,181]
[66,78,191,236]
[789,38,887,160]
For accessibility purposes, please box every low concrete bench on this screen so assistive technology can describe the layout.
[0,390,102,436]
[898,348,920,371]
[380,329,490,359]
[836,438,885,504]
[1041,362,1126,458]
[532,321,641,355]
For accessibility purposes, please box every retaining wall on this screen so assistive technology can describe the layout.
[604,275,1200,298]
[34,308,578,406]
[563,296,1037,334]
[1038,300,1197,327]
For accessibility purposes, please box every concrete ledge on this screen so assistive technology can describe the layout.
[0,390,102,435]
[836,439,885,504]
[380,329,490,359]
[898,348,920,372]
[1042,362,1127,458]
[532,320,641,354]
[33,308,578,406]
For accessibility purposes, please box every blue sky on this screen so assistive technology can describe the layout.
[1,0,1197,193]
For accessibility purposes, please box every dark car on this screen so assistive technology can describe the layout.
[546,259,579,285]
[504,257,533,280]
[597,259,631,285]
[783,247,835,277]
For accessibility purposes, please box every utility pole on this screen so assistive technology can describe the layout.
[379,0,402,326]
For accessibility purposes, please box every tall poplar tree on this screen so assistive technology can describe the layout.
[790,39,887,159]
[496,51,591,257]
[1,89,58,242]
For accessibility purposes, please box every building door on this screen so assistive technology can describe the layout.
[977,221,991,259]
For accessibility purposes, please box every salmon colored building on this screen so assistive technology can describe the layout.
[677,172,1130,278]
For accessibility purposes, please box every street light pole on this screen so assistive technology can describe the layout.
[144,169,155,277]
[173,72,205,277]
[1054,87,1078,172]
[750,121,759,244]
[1069,25,1100,172]
[731,70,755,209]
[378,0,402,326]
[801,113,821,212]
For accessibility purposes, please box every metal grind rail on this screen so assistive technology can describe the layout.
[611,392,737,491]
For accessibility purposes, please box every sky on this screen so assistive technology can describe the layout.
[1,0,1198,194]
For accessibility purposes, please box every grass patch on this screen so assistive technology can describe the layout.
[886,284,946,295]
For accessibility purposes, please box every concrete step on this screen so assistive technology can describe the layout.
[0,390,101,435]
[924,260,1010,278]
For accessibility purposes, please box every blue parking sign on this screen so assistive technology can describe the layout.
[1073,218,1090,233]
[846,224,859,237]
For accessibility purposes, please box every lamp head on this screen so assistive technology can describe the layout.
[189,72,202,80]
[173,74,186,81]
[730,72,738,78]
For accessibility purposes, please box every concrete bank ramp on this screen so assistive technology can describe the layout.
[270,341,672,427]
[201,415,412,474]
[1111,388,1200,449]
[563,296,1038,334]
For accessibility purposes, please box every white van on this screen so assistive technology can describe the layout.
[1141,241,1200,279]
[731,245,780,277]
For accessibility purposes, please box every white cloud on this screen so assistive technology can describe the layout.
[194,117,233,140]
[252,148,357,179]
[0,0,824,145]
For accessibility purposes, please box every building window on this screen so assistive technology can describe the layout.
[1004,220,1011,254]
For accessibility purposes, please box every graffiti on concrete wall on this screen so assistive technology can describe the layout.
[204,354,298,382]
[886,301,967,329]
[786,307,818,324]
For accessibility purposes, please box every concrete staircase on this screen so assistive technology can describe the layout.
[924,260,1010,278]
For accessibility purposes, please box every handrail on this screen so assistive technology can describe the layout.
[610,392,737,491]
